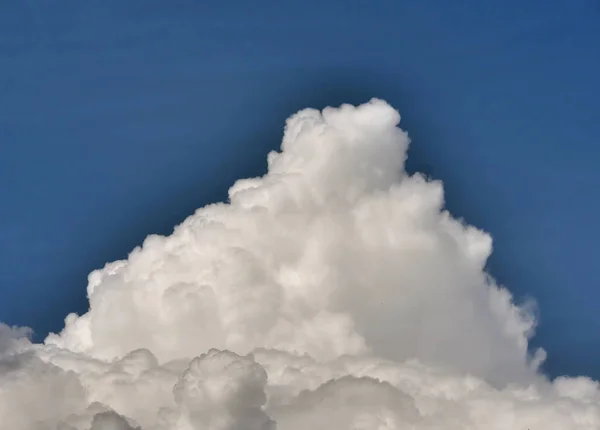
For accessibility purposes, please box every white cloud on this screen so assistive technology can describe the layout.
[1,99,598,429]
[0,323,32,354]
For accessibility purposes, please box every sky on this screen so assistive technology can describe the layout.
[1,0,599,384]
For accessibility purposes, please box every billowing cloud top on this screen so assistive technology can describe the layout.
[1,100,598,429]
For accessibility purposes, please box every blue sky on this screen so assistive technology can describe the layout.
[1,0,599,379]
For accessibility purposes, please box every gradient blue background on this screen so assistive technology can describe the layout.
[1,0,599,379]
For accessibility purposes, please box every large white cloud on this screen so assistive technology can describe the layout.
[1,99,598,429]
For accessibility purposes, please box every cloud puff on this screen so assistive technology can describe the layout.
[0,323,32,354]
[1,99,598,429]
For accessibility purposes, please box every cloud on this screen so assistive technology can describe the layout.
[0,322,31,355]
[1,99,598,429]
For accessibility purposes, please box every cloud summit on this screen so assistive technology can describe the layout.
[1,99,598,429]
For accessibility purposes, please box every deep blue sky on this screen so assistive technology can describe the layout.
[1,1,599,379]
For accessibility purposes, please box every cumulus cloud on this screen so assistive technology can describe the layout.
[0,323,32,354]
[1,99,598,429]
